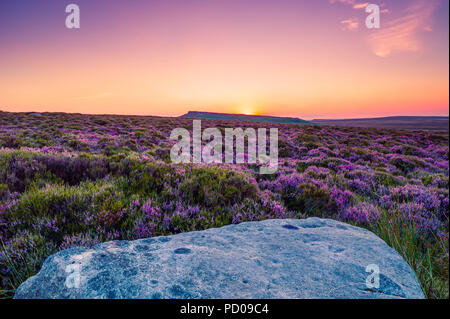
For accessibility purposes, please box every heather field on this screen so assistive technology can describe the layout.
[0,112,448,299]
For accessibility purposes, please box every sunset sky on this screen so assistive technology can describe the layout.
[0,0,448,119]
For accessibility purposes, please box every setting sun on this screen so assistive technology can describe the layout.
[237,104,259,116]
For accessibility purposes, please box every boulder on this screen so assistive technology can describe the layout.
[15,218,424,299]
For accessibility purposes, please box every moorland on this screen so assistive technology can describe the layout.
[0,111,448,298]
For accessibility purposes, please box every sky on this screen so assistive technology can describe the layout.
[0,0,448,119]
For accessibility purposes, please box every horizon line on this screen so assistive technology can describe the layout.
[1,109,449,121]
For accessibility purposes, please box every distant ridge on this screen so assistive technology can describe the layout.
[311,116,449,130]
[180,111,311,125]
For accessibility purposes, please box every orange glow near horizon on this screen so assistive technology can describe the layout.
[0,0,448,120]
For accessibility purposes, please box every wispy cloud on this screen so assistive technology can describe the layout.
[330,0,387,11]
[331,0,389,33]
[353,3,369,10]
[368,0,441,57]
[341,19,360,31]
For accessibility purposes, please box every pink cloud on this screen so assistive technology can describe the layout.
[341,19,360,31]
[332,0,388,32]
[353,3,369,9]
[368,0,441,57]
[331,0,389,12]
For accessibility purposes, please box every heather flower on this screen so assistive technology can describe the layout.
[0,112,448,298]
[59,233,101,250]
[329,187,354,211]
[340,202,379,224]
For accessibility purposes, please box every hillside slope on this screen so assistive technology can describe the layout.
[180,111,311,125]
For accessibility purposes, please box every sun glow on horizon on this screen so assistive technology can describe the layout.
[235,103,262,116]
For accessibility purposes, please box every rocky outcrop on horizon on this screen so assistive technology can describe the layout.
[180,111,311,125]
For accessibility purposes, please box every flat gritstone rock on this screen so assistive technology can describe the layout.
[14,218,425,299]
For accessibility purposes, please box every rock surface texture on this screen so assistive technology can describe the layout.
[15,218,425,299]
